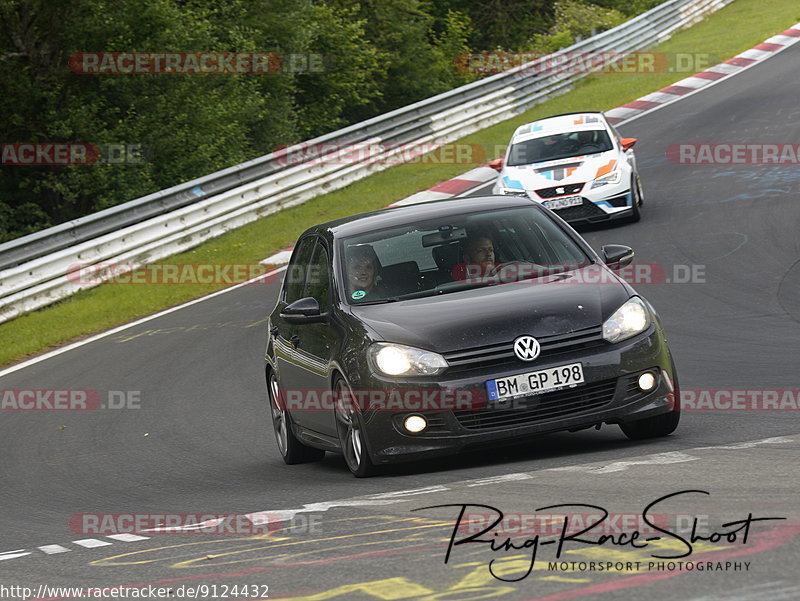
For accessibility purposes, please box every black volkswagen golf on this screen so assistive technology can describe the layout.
[265,196,679,476]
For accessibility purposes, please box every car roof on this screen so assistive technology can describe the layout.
[511,112,609,144]
[302,195,545,240]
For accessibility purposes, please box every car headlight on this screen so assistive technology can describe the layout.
[590,168,622,189]
[602,297,651,343]
[368,343,448,376]
[500,187,529,196]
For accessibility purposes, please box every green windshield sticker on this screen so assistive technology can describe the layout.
[351,290,366,300]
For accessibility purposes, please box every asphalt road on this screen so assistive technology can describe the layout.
[1,37,799,601]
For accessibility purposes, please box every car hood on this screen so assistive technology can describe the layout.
[348,265,631,353]
[500,150,619,193]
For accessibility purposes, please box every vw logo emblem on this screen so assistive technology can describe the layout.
[513,336,540,361]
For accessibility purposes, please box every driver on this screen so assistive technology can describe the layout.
[451,234,496,281]
[535,134,573,160]
[573,130,596,152]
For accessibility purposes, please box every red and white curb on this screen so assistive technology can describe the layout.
[605,24,800,124]
[261,22,800,266]
[390,165,499,207]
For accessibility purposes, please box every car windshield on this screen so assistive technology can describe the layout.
[506,129,613,166]
[338,206,592,304]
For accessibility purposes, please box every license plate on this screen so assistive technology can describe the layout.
[546,195,583,210]
[486,362,584,402]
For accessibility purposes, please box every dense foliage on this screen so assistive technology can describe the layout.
[0,0,658,241]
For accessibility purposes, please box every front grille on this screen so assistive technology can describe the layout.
[552,198,607,221]
[536,183,585,199]
[455,378,617,430]
[443,326,605,374]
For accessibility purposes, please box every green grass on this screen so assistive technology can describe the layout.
[2,0,798,368]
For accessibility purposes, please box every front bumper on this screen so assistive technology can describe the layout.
[356,327,676,465]
[546,190,634,225]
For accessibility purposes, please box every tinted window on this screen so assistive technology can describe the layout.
[284,236,316,303]
[338,206,590,304]
[507,130,613,166]
[304,242,331,308]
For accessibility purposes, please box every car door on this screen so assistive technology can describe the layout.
[274,237,337,436]
[293,239,337,435]
[273,236,316,428]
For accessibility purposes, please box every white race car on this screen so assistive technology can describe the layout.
[490,112,643,224]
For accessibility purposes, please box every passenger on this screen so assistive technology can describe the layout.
[345,245,388,301]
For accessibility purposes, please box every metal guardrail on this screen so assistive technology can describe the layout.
[0,0,734,323]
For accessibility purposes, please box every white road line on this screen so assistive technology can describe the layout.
[148,499,405,532]
[368,485,450,499]
[243,500,402,527]
[695,436,794,451]
[466,473,533,487]
[548,451,698,474]
[0,265,287,380]
[72,538,113,548]
[105,533,150,542]
[38,544,71,554]
[0,550,31,561]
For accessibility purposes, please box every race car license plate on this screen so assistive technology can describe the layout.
[486,362,584,401]
[546,195,583,210]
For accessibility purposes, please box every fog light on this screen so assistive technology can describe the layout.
[638,372,657,391]
[403,415,427,433]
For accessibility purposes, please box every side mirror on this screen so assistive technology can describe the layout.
[488,157,505,171]
[601,244,634,269]
[280,297,327,324]
[620,138,637,151]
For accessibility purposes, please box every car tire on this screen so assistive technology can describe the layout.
[334,377,378,478]
[627,175,642,223]
[620,364,680,440]
[268,370,325,464]
[635,172,644,205]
